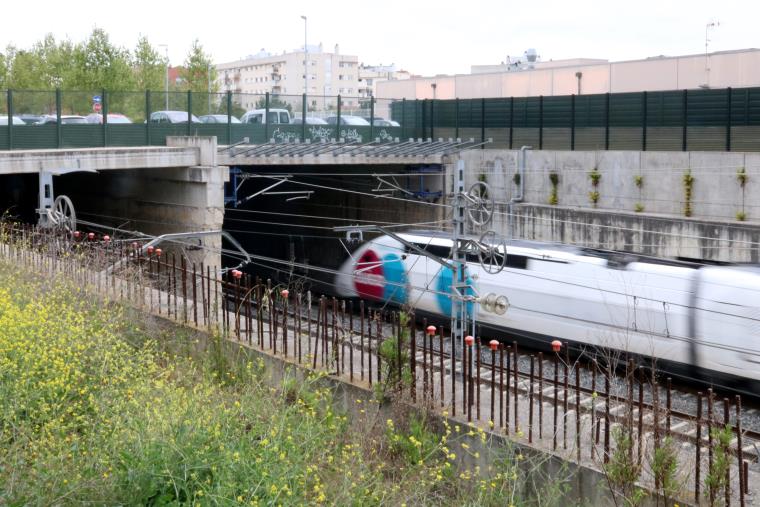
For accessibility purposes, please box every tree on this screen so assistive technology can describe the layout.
[4,44,59,114]
[0,50,7,90]
[132,36,165,92]
[180,39,217,93]
[37,34,75,89]
[71,28,134,92]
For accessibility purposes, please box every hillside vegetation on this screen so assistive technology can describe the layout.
[0,263,563,506]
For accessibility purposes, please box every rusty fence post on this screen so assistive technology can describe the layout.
[172,254,177,320]
[439,328,444,407]
[192,263,198,326]
[724,398,731,507]
[529,355,535,443]
[422,318,429,401]
[306,290,311,356]
[409,314,415,401]
[360,301,365,381]
[489,340,498,427]
[506,345,511,435]
[476,339,481,421]
[563,346,569,450]
[181,256,188,324]
[737,395,745,507]
[708,388,715,507]
[349,300,354,381]
[367,311,373,387]
[637,366,644,468]
[696,392,703,501]
[376,313,382,385]
[553,349,559,450]
[282,290,289,357]
[513,341,519,433]
[538,352,544,439]
[575,362,581,462]
[604,364,611,464]
[499,345,505,431]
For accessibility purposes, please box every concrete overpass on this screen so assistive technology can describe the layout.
[0,137,464,270]
[2,137,759,269]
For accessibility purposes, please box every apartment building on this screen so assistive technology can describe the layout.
[357,64,412,98]
[216,44,360,109]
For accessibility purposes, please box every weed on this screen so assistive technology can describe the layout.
[737,167,748,222]
[705,425,733,504]
[650,436,679,502]
[589,190,600,207]
[589,168,601,187]
[549,172,559,205]
[682,170,694,217]
[737,167,748,188]
[605,426,646,506]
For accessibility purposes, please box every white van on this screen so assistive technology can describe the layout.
[240,108,291,125]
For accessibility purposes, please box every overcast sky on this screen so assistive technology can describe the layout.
[3,0,758,76]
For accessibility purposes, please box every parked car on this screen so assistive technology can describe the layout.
[0,115,26,125]
[36,115,88,125]
[85,113,132,124]
[363,117,400,127]
[18,114,43,125]
[199,114,241,124]
[325,115,370,126]
[148,111,201,124]
[240,108,291,125]
[291,116,328,125]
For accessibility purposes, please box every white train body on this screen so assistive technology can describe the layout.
[335,232,760,385]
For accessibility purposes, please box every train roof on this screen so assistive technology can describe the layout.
[396,230,756,270]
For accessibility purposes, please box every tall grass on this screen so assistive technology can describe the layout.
[0,262,566,506]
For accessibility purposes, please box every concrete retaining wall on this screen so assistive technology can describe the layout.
[448,149,760,262]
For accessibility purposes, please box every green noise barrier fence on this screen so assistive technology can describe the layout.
[2,87,760,151]
[391,86,760,151]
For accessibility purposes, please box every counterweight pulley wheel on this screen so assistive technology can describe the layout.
[477,230,506,274]
[49,195,77,233]
[465,181,494,227]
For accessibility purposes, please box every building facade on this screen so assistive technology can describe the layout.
[357,64,412,98]
[377,48,760,100]
[216,44,360,110]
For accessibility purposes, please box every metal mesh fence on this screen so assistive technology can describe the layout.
[3,86,759,151]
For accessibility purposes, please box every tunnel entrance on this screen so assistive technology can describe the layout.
[222,164,445,294]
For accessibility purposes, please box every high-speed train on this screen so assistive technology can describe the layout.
[335,231,760,391]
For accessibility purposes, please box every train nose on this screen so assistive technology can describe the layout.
[334,255,359,298]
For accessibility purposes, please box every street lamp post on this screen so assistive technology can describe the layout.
[301,15,307,98]
[159,44,169,110]
[207,63,212,114]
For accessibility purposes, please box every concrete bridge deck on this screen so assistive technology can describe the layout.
[0,137,468,175]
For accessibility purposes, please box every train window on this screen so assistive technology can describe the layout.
[426,245,452,258]
[409,243,451,259]
[506,255,528,269]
